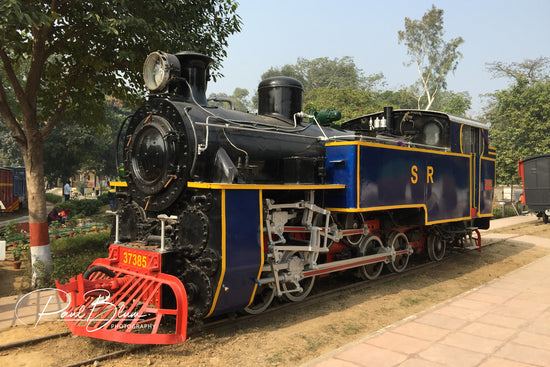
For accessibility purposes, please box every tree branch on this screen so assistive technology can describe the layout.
[417,59,432,109]
[40,69,81,138]
[26,24,52,112]
[0,78,26,146]
[0,42,33,119]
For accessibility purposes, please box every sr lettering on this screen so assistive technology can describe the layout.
[410,165,434,184]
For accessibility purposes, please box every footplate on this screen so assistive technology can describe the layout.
[55,244,187,344]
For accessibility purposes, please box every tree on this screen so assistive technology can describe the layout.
[0,0,241,285]
[486,57,550,85]
[260,56,385,121]
[485,57,550,184]
[304,87,380,123]
[375,87,419,110]
[398,5,464,110]
[261,64,307,88]
[261,56,385,93]
[208,87,252,112]
[43,97,124,185]
[486,79,550,184]
[0,122,23,166]
[427,90,471,115]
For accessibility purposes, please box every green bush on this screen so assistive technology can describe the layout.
[1,220,20,241]
[504,206,517,217]
[45,193,62,204]
[55,198,104,218]
[97,192,109,205]
[49,232,110,286]
[492,205,521,219]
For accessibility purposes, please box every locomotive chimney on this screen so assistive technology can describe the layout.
[175,51,214,106]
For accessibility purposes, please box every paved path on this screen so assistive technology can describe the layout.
[304,216,550,367]
[0,289,67,330]
[482,212,539,230]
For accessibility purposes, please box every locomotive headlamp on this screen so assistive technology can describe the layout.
[143,51,181,91]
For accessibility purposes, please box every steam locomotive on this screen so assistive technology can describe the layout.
[56,51,496,345]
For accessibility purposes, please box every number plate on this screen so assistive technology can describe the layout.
[119,248,149,269]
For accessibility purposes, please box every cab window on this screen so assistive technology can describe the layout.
[461,125,481,154]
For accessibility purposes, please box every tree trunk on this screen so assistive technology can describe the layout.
[21,134,52,287]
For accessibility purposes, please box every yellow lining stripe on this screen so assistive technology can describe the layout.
[476,153,480,213]
[356,145,360,209]
[188,182,345,190]
[327,204,471,225]
[469,155,473,215]
[327,141,468,158]
[206,189,227,317]
[460,124,466,155]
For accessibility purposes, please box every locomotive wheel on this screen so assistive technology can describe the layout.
[281,252,315,302]
[282,276,315,302]
[243,272,276,315]
[179,264,212,321]
[357,235,384,280]
[113,201,146,242]
[178,208,209,259]
[196,248,220,277]
[386,232,410,273]
[427,234,446,261]
[342,212,365,246]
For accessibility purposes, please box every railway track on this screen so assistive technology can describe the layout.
[0,235,523,366]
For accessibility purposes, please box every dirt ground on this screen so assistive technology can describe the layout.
[1,217,550,366]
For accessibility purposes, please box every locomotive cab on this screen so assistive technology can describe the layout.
[341,108,451,150]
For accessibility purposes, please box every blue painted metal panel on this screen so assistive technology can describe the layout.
[10,167,26,197]
[211,189,262,316]
[325,144,358,208]
[358,144,470,222]
[450,121,462,153]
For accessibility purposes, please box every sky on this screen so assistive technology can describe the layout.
[207,0,550,117]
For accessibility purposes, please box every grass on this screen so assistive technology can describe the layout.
[301,335,323,352]
[342,322,365,336]
[400,296,422,307]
